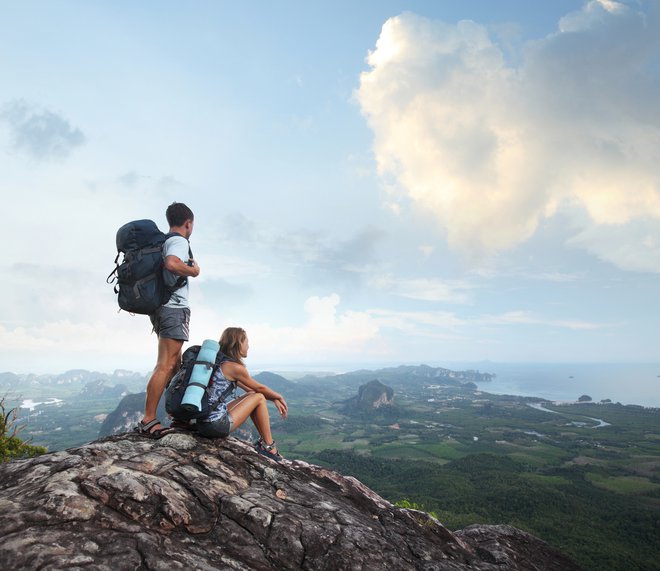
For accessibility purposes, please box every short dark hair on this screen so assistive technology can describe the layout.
[166,202,194,227]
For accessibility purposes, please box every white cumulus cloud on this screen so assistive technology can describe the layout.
[242,294,383,362]
[357,1,660,270]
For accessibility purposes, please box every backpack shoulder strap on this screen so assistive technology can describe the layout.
[208,360,237,411]
[163,233,193,261]
[162,232,193,289]
[163,232,190,254]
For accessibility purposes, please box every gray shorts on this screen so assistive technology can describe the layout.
[197,413,234,438]
[150,306,190,341]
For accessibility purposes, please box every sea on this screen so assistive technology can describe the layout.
[448,362,660,408]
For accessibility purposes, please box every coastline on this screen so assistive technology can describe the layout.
[470,362,660,408]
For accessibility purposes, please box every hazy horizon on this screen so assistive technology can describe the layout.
[5,360,659,408]
[4,358,660,377]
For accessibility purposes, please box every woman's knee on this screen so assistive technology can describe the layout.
[229,392,264,416]
[243,392,264,403]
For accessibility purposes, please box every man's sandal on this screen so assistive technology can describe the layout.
[134,419,175,439]
[255,438,283,462]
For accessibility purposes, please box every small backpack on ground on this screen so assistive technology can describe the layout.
[165,344,236,422]
[106,219,192,315]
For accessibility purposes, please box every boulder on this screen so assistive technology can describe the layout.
[0,434,582,570]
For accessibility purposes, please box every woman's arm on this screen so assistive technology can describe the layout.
[222,362,288,418]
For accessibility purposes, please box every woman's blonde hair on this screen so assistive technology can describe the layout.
[219,327,247,365]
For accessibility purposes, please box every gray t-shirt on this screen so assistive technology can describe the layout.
[163,235,191,308]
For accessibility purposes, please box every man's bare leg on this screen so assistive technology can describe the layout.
[142,337,183,431]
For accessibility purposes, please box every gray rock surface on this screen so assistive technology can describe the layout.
[0,433,582,570]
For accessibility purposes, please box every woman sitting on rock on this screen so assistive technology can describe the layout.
[196,327,287,461]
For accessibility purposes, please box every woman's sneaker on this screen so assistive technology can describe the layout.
[255,438,283,462]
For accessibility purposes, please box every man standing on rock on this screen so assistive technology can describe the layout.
[135,202,200,438]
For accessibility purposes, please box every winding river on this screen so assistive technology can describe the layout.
[527,402,611,428]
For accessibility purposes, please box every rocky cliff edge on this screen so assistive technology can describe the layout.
[0,433,582,570]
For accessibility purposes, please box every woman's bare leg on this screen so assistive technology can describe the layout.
[227,393,278,453]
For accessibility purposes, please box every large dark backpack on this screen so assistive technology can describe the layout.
[165,345,235,422]
[106,219,192,315]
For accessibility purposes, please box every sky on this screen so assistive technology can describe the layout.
[1,0,659,374]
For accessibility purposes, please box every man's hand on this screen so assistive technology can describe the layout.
[164,255,200,278]
[189,259,200,277]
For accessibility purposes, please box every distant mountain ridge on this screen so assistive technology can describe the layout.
[0,363,491,390]
[79,380,129,400]
[253,371,296,394]
[377,364,493,381]
[0,369,147,391]
[299,363,493,392]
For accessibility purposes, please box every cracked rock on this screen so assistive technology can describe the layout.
[0,434,582,570]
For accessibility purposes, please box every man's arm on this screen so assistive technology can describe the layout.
[164,256,200,277]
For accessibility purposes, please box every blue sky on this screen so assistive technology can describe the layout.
[1,0,659,373]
